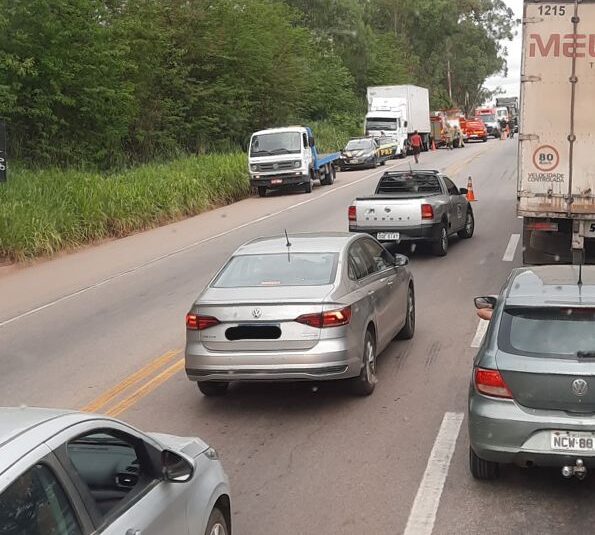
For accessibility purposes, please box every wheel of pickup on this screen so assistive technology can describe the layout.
[432,223,449,256]
[469,447,499,480]
[257,186,267,198]
[197,382,229,397]
[458,208,475,239]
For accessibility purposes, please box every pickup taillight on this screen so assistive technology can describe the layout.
[421,204,434,220]
[348,205,357,222]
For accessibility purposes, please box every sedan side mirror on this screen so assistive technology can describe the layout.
[394,254,409,267]
[474,296,497,310]
[459,187,468,195]
[162,450,195,483]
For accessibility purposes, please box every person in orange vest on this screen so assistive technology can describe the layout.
[410,131,423,164]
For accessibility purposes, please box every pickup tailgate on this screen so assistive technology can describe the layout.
[354,197,422,230]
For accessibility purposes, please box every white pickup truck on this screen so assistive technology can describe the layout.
[348,170,475,256]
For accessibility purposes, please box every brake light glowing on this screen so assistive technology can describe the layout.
[186,313,220,331]
[421,204,434,220]
[348,205,356,222]
[296,306,352,328]
[474,368,513,399]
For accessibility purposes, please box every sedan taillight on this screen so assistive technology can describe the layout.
[474,368,513,399]
[296,306,352,328]
[186,313,220,331]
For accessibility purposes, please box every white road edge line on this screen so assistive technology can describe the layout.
[403,412,464,535]
[471,319,489,349]
[502,233,520,262]
[0,162,404,329]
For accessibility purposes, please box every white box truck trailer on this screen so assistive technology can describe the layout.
[366,85,431,151]
[519,0,595,264]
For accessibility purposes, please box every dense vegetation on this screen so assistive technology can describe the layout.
[0,0,515,167]
[0,0,515,260]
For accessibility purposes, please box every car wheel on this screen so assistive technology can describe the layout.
[458,208,475,239]
[432,224,449,256]
[482,136,488,143]
[351,331,376,396]
[396,285,415,340]
[469,447,499,480]
[257,186,267,198]
[197,382,229,397]
[205,507,229,535]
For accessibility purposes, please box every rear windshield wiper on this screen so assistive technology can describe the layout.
[577,351,595,360]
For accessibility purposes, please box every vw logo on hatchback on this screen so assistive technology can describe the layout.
[572,379,588,397]
[252,308,262,319]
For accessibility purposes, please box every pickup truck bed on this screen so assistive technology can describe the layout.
[349,170,474,256]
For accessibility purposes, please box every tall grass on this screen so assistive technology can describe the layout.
[0,153,249,261]
[310,115,364,153]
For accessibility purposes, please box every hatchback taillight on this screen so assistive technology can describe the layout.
[474,368,513,399]
[186,313,220,331]
[296,306,352,328]
[421,203,434,220]
[348,205,357,222]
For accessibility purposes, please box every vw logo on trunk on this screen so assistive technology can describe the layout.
[572,379,588,397]
[252,308,262,319]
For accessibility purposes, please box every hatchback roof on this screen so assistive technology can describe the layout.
[237,233,358,255]
[505,266,595,305]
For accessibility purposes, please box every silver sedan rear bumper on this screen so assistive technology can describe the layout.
[469,389,595,467]
[185,340,361,382]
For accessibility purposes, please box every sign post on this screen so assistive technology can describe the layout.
[0,120,6,183]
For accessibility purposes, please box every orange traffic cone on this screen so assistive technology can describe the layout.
[466,176,476,202]
[431,139,437,151]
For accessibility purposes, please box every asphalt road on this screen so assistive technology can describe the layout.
[2,138,579,534]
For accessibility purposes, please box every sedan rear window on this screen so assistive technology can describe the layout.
[376,174,441,195]
[499,307,595,358]
[212,253,338,287]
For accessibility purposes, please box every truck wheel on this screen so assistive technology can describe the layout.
[453,138,460,149]
[482,136,488,143]
[304,175,313,193]
[321,165,334,186]
[257,186,267,197]
[432,224,449,257]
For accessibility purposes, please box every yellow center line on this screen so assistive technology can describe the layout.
[106,358,185,418]
[80,348,182,413]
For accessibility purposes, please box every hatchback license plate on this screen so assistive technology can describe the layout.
[377,232,400,241]
[551,431,595,451]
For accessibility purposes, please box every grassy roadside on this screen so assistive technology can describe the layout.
[0,154,250,262]
[0,117,363,263]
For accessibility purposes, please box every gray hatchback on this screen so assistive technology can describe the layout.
[469,266,595,480]
[185,232,415,397]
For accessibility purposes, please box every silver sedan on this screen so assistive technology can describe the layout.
[185,232,415,396]
[0,407,231,535]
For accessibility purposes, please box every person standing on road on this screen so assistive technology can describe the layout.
[445,127,453,150]
[411,130,423,164]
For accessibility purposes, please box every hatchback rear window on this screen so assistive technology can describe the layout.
[499,307,595,358]
[212,253,338,287]
[376,174,441,194]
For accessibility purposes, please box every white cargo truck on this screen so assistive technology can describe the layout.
[366,85,431,152]
[519,0,595,264]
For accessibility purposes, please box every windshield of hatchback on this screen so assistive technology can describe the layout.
[212,253,338,287]
[345,140,373,151]
[500,307,595,357]
[376,174,442,195]
[250,132,302,156]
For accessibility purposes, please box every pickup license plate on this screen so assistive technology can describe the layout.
[271,179,282,185]
[377,232,400,241]
[551,431,595,451]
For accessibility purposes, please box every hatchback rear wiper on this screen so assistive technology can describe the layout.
[577,351,595,360]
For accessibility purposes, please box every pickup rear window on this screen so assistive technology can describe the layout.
[376,174,442,195]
